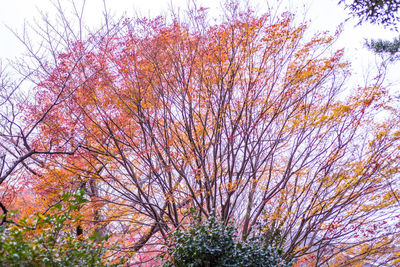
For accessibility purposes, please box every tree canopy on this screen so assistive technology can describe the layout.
[340,0,400,28]
[0,1,400,266]
[339,0,400,56]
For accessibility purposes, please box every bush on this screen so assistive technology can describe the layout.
[161,215,292,267]
[0,190,123,267]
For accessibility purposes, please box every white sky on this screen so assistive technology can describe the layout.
[0,0,399,89]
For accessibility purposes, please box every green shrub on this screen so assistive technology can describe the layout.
[161,215,292,267]
[0,189,123,267]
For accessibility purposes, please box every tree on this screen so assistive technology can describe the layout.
[8,1,400,266]
[0,0,118,230]
[339,0,400,56]
[339,0,400,27]
[366,36,400,57]
[0,59,81,225]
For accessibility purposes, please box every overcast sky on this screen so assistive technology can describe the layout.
[1,0,399,89]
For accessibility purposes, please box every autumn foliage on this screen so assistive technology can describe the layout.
[1,2,400,266]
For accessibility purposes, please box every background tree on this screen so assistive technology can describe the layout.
[0,59,81,225]
[0,0,117,246]
[366,36,400,57]
[339,0,400,27]
[339,0,400,56]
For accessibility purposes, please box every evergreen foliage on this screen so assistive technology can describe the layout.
[161,215,292,267]
[366,37,400,56]
[340,0,400,28]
